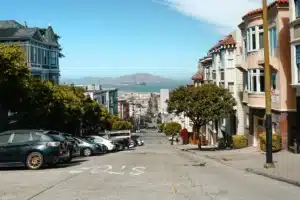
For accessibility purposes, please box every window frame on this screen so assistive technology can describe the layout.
[296,0,300,18]
[248,69,265,93]
[246,25,263,52]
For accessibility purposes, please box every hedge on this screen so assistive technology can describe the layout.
[232,135,248,149]
[258,133,281,152]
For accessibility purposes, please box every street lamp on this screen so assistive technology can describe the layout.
[262,0,274,167]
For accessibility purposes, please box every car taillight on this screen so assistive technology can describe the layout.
[47,142,60,147]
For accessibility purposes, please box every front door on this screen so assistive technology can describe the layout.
[0,132,13,163]
[5,132,31,163]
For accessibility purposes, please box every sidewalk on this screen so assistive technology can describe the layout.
[175,144,300,187]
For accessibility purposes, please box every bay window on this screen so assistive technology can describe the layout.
[220,50,225,68]
[269,27,277,56]
[246,25,263,52]
[248,69,265,93]
[50,51,57,65]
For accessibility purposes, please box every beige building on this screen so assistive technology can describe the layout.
[238,0,296,149]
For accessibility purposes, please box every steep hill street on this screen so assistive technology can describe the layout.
[0,131,299,200]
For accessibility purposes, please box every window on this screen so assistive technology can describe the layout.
[248,69,265,92]
[247,25,263,52]
[0,133,12,144]
[220,70,224,80]
[11,133,30,143]
[272,73,277,89]
[101,96,105,104]
[228,82,234,94]
[33,47,37,63]
[246,114,249,128]
[50,51,56,65]
[244,72,248,90]
[258,119,264,126]
[220,50,225,68]
[269,27,277,56]
[212,71,216,79]
[296,0,300,18]
[296,45,300,82]
[219,82,225,88]
[43,50,47,64]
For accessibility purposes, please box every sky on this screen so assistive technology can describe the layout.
[0,0,272,80]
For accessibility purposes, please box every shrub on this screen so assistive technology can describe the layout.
[258,133,281,152]
[164,122,181,136]
[232,135,248,149]
[158,123,165,131]
[112,121,133,130]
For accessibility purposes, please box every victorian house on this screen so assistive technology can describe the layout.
[238,0,296,150]
[0,20,61,83]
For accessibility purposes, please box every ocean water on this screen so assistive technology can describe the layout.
[102,82,186,92]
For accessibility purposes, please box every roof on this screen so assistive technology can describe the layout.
[208,34,236,53]
[191,71,203,81]
[0,20,60,46]
[242,0,288,20]
[0,28,37,40]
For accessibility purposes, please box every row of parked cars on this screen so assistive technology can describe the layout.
[0,129,144,170]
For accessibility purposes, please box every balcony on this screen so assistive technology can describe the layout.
[257,48,279,71]
[235,54,247,72]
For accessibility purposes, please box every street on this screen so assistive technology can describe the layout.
[0,132,299,200]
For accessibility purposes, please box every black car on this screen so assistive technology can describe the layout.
[73,137,106,156]
[0,129,69,170]
[44,131,80,162]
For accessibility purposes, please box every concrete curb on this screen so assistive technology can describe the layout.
[245,168,300,187]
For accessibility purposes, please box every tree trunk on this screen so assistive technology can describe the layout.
[197,126,202,150]
[171,134,174,145]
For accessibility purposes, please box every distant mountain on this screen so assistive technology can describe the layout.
[61,73,174,85]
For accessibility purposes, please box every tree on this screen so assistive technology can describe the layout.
[167,84,236,149]
[0,44,30,112]
[164,122,181,145]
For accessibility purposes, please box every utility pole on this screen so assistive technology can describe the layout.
[262,0,273,166]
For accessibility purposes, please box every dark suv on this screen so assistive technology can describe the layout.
[0,129,69,170]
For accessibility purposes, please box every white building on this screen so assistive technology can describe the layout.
[198,30,244,145]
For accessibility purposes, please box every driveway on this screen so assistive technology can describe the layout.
[0,131,299,200]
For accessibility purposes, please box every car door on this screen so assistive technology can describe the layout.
[5,131,32,163]
[0,132,13,163]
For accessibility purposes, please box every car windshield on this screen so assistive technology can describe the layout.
[77,137,94,144]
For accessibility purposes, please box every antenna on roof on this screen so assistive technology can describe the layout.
[24,21,28,28]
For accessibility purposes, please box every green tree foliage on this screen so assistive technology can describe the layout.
[112,121,133,130]
[0,44,30,112]
[167,84,236,146]
[164,122,181,136]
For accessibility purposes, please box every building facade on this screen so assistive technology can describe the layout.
[118,100,130,120]
[289,0,300,148]
[195,31,245,146]
[0,20,60,83]
[239,0,296,149]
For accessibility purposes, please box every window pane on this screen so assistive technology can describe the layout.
[272,73,276,89]
[260,75,265,92]
[253,75,257,91]
[259,32,264,49]
[11,133,30,143]
[252,33,256,50]
[0,133,11,144]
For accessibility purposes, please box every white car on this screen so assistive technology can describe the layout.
[86,136,115,151]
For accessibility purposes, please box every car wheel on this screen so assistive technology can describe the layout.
[26,152,44,170]
[118,144,124,151]
[83,148,92,156]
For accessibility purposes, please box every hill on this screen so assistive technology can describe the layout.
[61,73,174,85]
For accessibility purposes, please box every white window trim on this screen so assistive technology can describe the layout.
[247,25,263,52]
[248,69,265,94]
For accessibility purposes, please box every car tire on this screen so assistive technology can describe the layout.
[82,148,92,157]
[26,152,44,170]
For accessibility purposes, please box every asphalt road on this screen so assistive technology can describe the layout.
[0,131,299,200]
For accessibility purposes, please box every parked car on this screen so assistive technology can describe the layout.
[131,136,144,146]
[0,129,69,170]
[107,131,135,149]
[81,135,115,152]
[44,131,80,162]
[73,137,106,156]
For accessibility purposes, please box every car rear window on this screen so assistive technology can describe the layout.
[47,134,66,141]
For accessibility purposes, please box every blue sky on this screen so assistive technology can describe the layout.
[0,0,266,80]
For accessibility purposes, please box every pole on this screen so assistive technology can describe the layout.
[262,0,273,165]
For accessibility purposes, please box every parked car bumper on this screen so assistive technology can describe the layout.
[44,148,70,164]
